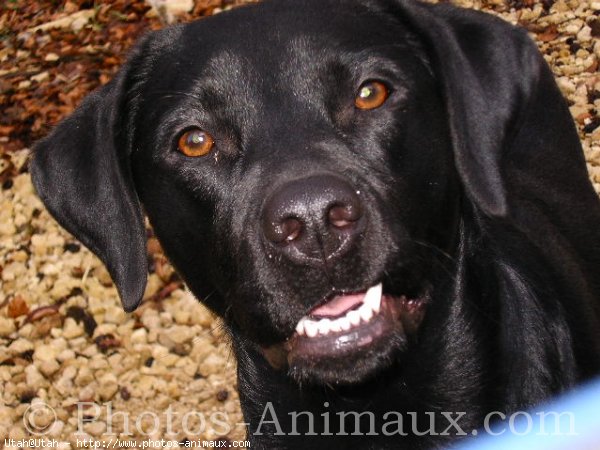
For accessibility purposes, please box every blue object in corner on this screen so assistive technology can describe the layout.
[451,377,600,450]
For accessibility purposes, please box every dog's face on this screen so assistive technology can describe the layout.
[34,0,595,397]
[129,2,460,384]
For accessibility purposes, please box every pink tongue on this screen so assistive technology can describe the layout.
[310,292,365,317]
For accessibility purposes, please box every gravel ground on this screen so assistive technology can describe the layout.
[0,0,599,447]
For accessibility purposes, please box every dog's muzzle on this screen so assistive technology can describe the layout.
[257,174,428,382]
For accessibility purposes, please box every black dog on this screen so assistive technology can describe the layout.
[31,0,600,448]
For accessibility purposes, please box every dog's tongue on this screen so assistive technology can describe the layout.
[310,292,365,317]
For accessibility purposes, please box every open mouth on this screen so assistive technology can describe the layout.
[295,283,385,337]
[287,282,427,357]
[258,282,429,384]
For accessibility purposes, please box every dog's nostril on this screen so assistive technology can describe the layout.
[281,217,303,243]
[328,204,361,229]
[266,217,303,244]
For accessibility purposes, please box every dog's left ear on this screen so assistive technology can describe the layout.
[30,53,148,312]
[387,0,591,218]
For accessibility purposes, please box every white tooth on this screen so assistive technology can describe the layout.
[372,301,381,314]
[364,283,383,313]
[304,320,319,338]
[296,318,306,335]
[339,317,352,331]
[348,310,361,326]
[318,319,332,336]
[329,319,343,333]
[359,303,373,322]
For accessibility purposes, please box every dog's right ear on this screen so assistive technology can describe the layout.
[30,45,148,313]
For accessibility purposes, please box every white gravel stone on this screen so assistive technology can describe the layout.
[25,365,45,389]
[75,366,94,386]
[46,419,66,438]
[141,310,162,330]
[62,317,85,339]
[0,405,15,424]
[577,25,592,42]
[61,365,78,380]
[103,305,127,324]
[78,386,96,402]
[98,373,119,400]
[85,420,107,437]
[158,325,194,349]
[9,426,27,440]
[198,353,227,376]
[38,359,61,377]
[56,349,76,363]
[146,0,193,23]
[130,328,148,344]
[0,317,16,336]
[34,343,60,363]
[54,375,74,396]
[8,338,34,354]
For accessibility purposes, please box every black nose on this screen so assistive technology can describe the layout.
[261,174,365,263]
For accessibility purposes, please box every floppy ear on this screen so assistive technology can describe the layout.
[386,0,591,218]
[390,0,600,370]
[30,56,147,312]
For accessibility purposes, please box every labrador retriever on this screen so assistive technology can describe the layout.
[30,0,600,448]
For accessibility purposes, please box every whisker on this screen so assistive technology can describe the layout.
[144,90,204,101]
[412,239,455,264]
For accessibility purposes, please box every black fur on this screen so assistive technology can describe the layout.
[30,0,600,448]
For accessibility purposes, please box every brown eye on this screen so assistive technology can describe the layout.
[178,128,215,157]
[355,81,389,110]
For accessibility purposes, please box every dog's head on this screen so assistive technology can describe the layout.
[31,0,580,386]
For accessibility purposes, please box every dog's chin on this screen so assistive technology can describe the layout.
[259,284,428,386]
